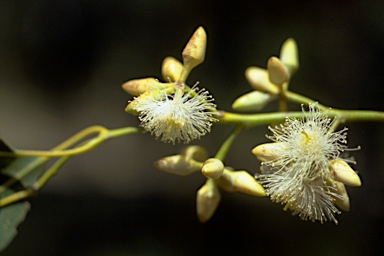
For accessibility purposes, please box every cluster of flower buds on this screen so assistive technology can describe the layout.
[122,27,217,144]
[154,145,266,222]
[232,38,299,111]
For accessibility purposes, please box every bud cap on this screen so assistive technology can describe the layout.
[267,56,290,85]
[201,158,225,179]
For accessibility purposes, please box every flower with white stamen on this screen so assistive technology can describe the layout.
[252,103,361,224]
[132,83,217,144]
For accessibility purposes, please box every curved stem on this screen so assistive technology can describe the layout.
[0,126,143,207]
[0,126,143,158]
[108,126,144,139]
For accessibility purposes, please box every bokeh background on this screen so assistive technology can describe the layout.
[1,0,384,255]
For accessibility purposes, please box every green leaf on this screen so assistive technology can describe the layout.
[0,138,48,252]
[0,139,16,170]
[2,155,46,189]
[0,201,30,251]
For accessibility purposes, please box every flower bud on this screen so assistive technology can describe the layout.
[218,169,266,197]
[329,159,362,187]
[181,145,208,162]
[161,56,183,82]
[122,78,163,96]
[245,67,279,94]
[267,57,290,85]
[201,158,224,179]
[252,142,286,162]
[280,38,299,75]
[179,26,207,82]
[333,181,350,212]
[154,155,202,176]
[124,101,139,115]
[196,180,221,222]
[232,91,275,112]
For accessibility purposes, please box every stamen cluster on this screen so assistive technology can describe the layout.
[133,83,217,144]
[252,104,361,224]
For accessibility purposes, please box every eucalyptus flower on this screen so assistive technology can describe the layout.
[132,83,217,144]
[252,103,361,224]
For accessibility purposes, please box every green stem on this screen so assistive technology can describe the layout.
[0,126,143,158]
[108,126,144,139]
[214,125,243,161]
[217,109,384,127]
[328,109,384,123]
[0,125,143,207]
[0,156,71,207]
[285,91,328,110]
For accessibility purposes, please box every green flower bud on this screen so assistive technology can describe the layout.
[162,56,183,82]
[333,181,350,212]
[245,67,279,94]
[267,56,290,86]
[280,38,299,75]
[218,169,266,197]
[179,26,207,82]
[124,101,139,115]
[154,155,202,176]
[196,179,221,223]
[252,142,287,162]
[121,77,163,96]
[201,158,224,179]
[329,159,362,187]
[232,91,276,112]
[181,145,208,162]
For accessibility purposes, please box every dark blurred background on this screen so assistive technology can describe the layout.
[1,0,384,255]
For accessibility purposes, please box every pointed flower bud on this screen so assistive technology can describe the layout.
[332,181,350,212]
[179,26,207,82]
[280,38,299,75]
[122,78,163,96]
[196,179,221,222]
[232,91,276,112]
[329,159,362,187]
[124,100,139,115]
[245,67,279,94]
[201,158,224,179]
[218,169,266,197]
[267,56,290,86]
[181,145,208,162]
[154,155,202,176]
[161,56,183,82]
[252,142,287,162]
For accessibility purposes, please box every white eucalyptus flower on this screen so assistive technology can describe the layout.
[132,83,217,144]
[252,103,360,224]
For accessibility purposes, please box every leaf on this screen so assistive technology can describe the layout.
[0,139,16,171]
[0,138,47,251]
[0,201,30,251]
[3,155,46,188]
